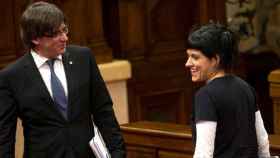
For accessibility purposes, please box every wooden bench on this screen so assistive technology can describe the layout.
[121,121,280,158]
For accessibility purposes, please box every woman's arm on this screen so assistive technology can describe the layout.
[255,110,271,157]
[194,121,217,158]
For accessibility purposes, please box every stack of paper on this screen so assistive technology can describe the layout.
[89,123,111,158]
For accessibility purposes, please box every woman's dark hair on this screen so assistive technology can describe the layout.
[20,1,66,49]
[187,22,239,71]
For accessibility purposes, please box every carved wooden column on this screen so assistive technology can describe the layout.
[269,69,280,134]
[85,0,113,63]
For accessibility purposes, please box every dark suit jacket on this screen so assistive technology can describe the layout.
[0,45,126,158]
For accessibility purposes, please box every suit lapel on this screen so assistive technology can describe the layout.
[23,53,67,121]
[23,53,53,103]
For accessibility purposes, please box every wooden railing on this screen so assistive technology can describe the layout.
[269,69,280,134]
[121,121,193,158]
[121,121,280,158]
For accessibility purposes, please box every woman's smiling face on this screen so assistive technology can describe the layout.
[185,48,217,82]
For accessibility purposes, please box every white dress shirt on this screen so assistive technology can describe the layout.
[193,110,271,158]
[31,50,68,98]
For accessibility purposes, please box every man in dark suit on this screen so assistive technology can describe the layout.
[0,1,126,158]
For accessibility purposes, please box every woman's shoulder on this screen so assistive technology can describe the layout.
[198,75,248,95]
[208,75,248,87]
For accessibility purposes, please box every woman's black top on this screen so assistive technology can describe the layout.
[192,75,258,158]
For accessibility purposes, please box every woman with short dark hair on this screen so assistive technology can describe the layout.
[185,23,271,158]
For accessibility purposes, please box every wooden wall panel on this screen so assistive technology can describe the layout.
[131,77,190,123]
[121,121,194,158]
[0,1,18,68]
[53,0,113,63]
[126,146,156,158]
[0,0,112,68]
[0,1,15,51]
[139,90,185,122]
[119,0,195,124]
[119,0,226,124]
[158,151,192,158]
[119,0,146,59]
[198,0,226,24]
[147,0,194,55]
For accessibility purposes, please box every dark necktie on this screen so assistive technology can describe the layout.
[47,59,68,119]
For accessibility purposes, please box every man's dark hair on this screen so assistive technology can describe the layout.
[187,22,239,71]
[20,1,66,49]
